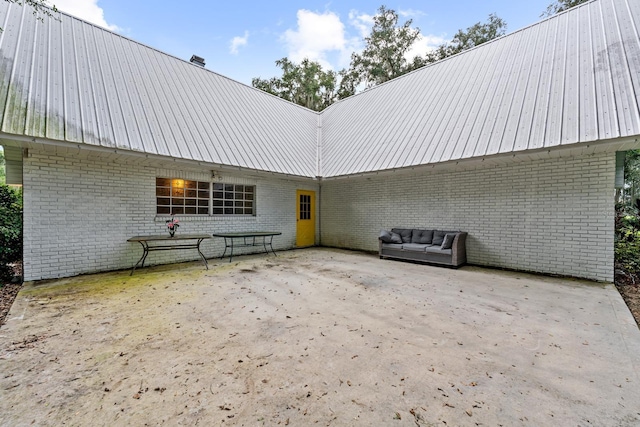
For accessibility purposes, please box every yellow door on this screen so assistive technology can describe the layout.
[296,190,315,247]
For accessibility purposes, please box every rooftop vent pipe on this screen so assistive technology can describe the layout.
[190,55,205,67]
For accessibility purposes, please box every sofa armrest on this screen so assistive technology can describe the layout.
[451,232,468,266]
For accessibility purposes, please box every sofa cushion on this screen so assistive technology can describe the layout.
[379,229,393,243]
[433,230,458,246]
[411,229,434,244]
[401,243,428,252]
[391,228,413,243]
[425,245,452,255]
[441,233,458,249]
[389,232,403,244]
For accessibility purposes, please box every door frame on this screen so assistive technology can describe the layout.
[296,189,316,247]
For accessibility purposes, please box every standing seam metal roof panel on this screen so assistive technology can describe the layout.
[625,0,640,130]
[1,0,639,179]
[4,6,31,136]
[89,28,120,149]
[592,0,619,141]
[320,0,640,177]
[62,15,82,143]
[127,41,174,157]
[0,2,318,177]
[74,21,99,145]
[24,14,45,138]
[577,5,598,143]
[449,35,502,160]
[607,0,640,136]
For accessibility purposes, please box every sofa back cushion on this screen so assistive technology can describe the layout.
[441,233,458,249]
[411,229,434,244]
[379,230,392,243]
[433,230,458,246]
[391,228,413,243]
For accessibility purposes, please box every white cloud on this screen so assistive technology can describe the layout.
[282,10,347,69]
[230,31,249,55]
[53,0,120,32]
[398,9,426,19]
[404,34,448,61]
[348,10,374,39]
[280,7,447,72]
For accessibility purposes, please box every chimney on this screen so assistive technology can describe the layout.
[190,55,205,67]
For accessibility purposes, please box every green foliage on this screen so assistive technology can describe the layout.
[0,184,22,283]
[347,8,508,87]
[418,14,507,65]
[0,149,5,185]
[615,199,640,277]
[624,149,640,202]
[343,6,423,90]
[252,58,339,111]
[254,6,508,107]
[615,150,640,278]
[1,0,57,32]
[541,0,590,17]
[341,8,506,94]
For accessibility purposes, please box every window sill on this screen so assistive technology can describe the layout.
[154,215,257,222]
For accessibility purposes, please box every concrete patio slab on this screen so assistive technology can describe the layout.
[1,248,639,426]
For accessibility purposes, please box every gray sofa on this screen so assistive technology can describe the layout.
[378,228,467,267]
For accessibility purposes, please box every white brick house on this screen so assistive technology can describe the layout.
[1,0,639,282]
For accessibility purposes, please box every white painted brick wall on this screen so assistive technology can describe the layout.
[22,148,615,282]
[320,153,615,282]
[23,149,318,280]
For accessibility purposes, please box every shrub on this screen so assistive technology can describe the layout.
[0,185,22,283]
[615,201,640,276]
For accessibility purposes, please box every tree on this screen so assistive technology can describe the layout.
[252,58,339,112]
[1,0,57,32]
[541,0,589,17]
[623,150,640,204]
[417,14,507,65]
[343,8,506,94]
[343,6,422,90]
[254,6,507,107]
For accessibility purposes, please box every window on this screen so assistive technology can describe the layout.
[299,194,311,220]
[156,178,210,215]
[156,178,256,216]
[212,183,255,215]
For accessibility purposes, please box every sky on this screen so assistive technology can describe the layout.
[49,0,557,86]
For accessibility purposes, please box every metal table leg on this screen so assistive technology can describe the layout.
[131,241,150,276]
[267,235,277,256]
[219,237,235,263]
[197,238,209,269]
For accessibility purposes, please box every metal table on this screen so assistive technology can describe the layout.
[127,234,211,275]
[212,231,281,262]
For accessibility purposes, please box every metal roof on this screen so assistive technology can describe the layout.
[1,0,639,179]
[320,0,640,177]
[0,2,318,177]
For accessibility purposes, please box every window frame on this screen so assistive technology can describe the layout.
[211,183,256,216]
[156,177,256,217]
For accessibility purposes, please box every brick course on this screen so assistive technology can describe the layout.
[319,153,615,282]
[21,148,615,282]
[23,149,318,280]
